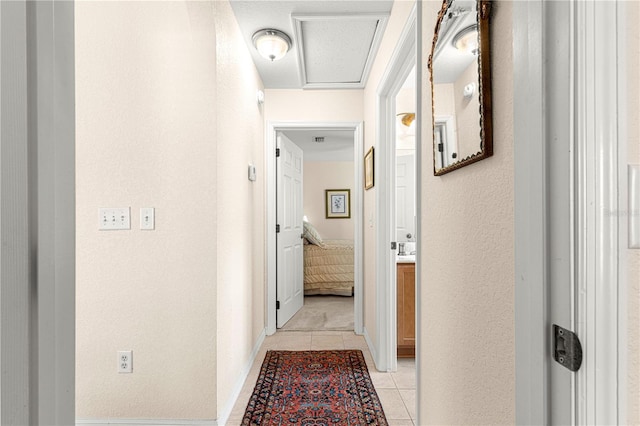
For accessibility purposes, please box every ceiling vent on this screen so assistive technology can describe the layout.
[314,136,325,143]
[292,13,389,89]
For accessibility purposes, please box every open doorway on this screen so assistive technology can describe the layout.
[265,122,365,336]
[277,128,357,332]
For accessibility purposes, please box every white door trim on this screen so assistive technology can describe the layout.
[514,1,625,424]
[374,3,416,373]
[265,121,364,335]
[574,1,624,424]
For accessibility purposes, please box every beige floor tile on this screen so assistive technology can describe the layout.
[386,420,414,426]
[391,370,417,389]
[369,371,396,389]
[396,357,416,372]
[310,334,344,350]
[311,330,351,336]
[377,388,411,419]
[399,389,416,420]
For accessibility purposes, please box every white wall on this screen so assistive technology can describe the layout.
[362,0,416,355]
[304,161,355,240]
[419,1,515,424]
[264,90,364,123]
[76,0,264,422]
[213,0,266,418]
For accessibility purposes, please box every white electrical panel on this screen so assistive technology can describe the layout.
[99,208,131,230]
[140,207,155,230]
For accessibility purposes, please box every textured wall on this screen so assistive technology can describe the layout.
[264,90,364,122]
[304,161,355,240]
[76,1,218,420]
[454,59,482,159]
[213,0,266,418]
[362,0,415,356]
[420,1,515,424]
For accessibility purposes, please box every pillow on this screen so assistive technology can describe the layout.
[303,221,325,247]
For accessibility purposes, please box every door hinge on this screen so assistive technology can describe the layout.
[276,148,280,157]
[553,324,583,372]
[391,242,397,250]
[276,301,280,310]
[438,143,444,152]
[276,224,280,233]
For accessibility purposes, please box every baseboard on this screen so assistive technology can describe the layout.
[76,419,215,425]
[362,327,381,371]
[215,328,266,425]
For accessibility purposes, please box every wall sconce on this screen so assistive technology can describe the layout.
[452,25,479,55]
[463,82,475,99]
[397,112,416,127]
[252,29,292,62]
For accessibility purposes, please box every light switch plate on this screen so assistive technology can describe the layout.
[140,207,155,230]
[99,208,130,230]
[248,164,256,181]
[630,165,640,248]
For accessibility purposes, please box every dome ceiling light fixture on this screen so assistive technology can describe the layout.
[452,24,479,56]
[252,29,292,62]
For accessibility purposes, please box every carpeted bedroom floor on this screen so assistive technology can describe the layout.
[280,295,354,331]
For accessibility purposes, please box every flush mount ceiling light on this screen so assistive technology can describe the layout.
[452,25,479,55]
[252,29,292,62]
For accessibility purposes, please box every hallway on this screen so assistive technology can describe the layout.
[227,331,417,425]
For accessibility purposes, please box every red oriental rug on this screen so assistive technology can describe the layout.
[242,350,388,425]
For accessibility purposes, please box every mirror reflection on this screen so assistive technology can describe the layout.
[430,0,492,175]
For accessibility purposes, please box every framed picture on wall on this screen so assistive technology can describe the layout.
[364,147,374,190]
[325,189,351,219]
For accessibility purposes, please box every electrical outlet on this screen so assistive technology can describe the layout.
[118,350,133,373]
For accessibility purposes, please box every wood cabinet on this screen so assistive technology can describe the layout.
[397,262,415,358]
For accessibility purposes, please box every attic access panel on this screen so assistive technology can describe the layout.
[292,14,389,89]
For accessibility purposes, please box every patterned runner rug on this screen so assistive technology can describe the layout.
[242,350,388,425]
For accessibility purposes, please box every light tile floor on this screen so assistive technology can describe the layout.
[227,330,416,425]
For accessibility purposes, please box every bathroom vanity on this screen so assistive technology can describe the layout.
[397,258,415,358]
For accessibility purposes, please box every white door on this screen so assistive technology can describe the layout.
[396,153,415,243]
[276,134,304,328]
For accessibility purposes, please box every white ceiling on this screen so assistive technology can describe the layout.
[229,1,394,89]
[281,129,354,161]
[431,0,477,84]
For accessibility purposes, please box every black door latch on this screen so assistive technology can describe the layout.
[553,324,582,372]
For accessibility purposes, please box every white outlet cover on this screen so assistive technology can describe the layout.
[117,350,133,373]
[140,207,155,230]
[99,208,131,230]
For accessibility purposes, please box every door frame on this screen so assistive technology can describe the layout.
[514,1,626,424]
[265,121,365,335]
[375,4,416,373]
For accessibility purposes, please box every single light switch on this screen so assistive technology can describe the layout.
[140,207,155,230]
[629,165,640,249]
[99,208,130,230]
[248,164,257,181]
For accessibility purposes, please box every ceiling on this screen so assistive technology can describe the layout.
[230,0,394,89]
[281,129,354,161]
[431,0,477,84]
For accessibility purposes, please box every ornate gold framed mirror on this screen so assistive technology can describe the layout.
[429,0,492,176]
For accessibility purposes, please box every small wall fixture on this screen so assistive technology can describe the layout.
[252,29,292,62]
[397,112,416,127]
[452,25,479,55]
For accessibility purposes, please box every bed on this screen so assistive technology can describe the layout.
[303,239,354,296]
